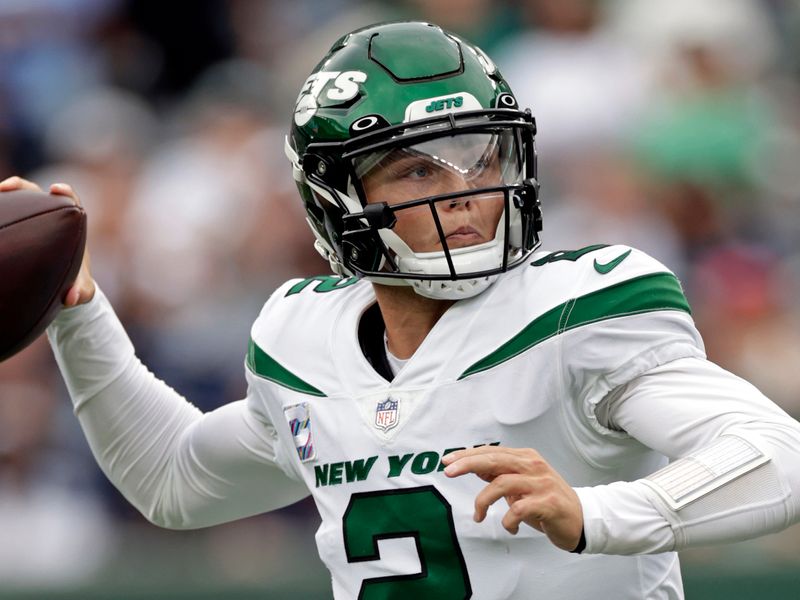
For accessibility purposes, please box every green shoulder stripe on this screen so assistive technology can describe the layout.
[247,339,325,397]
[459,272,691,380]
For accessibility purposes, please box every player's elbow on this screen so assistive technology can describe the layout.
[137,494,206,530]
[142,505,203,530]
[724,420,800,515]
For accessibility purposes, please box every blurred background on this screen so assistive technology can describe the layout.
[1,0,799,597]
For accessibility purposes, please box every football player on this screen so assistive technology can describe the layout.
[3,21,800,599]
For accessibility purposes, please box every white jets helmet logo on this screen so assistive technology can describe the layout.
[294,70,367,126]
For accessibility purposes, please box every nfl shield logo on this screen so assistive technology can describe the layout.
[375,398,399,432]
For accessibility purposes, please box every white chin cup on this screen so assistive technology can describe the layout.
[400,239,504,300]
[409,273,498,300]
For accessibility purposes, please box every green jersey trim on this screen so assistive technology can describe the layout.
[459,272,691,379]
[247,339,326,397]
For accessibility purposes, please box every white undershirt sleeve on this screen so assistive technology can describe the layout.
[46,288,309,530]
[574,357,800,554]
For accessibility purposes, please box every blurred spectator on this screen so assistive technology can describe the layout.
[0,340,115,586]
[101,0,235,100]
[0,0,122,171]
[542,148,685,274]
[619,0,795,263]
[690,244,800,417]
[610,0,778,85]
[400,0,521,52]
[495,0,655,161]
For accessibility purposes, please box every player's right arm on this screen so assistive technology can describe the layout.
[3,176,309,528]
[48,289,309,528]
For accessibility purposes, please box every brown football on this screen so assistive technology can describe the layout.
[0,189,86,361]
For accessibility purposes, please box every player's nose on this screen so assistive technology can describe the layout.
[443,196,472,211]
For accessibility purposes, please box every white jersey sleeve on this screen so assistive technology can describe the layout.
[47,287,309,529]
[555,246,706,439]
[525,245,800,554]
[575,356,800,554]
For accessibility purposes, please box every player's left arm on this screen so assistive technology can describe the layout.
[445,248,800,553]
[445,357,800,554]
[573,356,800,554]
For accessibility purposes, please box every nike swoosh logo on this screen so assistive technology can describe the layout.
[594,249,632,274]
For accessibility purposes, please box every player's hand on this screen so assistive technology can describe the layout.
[0,176,95,307]
[442,445,584,551]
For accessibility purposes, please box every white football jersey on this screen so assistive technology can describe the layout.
[246,244,705,599]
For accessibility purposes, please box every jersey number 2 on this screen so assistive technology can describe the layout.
[343,485,472,599]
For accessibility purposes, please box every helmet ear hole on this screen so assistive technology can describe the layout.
[342,236,383,272]
[303,154,350,190]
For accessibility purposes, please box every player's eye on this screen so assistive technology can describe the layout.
[407,164,431,179]
[396,160,434,180]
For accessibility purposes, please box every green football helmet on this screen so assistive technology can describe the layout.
[285,21,542,299]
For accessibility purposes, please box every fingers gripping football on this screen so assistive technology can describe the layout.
[443,446,584,551]
[0,176,95,307]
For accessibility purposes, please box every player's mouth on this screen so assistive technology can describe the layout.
[445,225,484,247]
